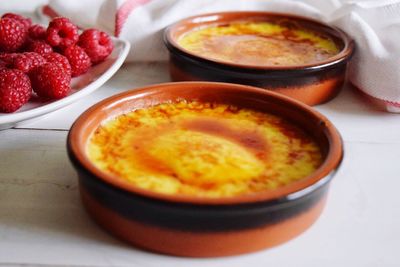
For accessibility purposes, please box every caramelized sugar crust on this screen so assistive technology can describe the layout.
[87,101,322,197]
[178,21,339,66]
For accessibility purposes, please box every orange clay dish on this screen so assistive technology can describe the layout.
[68,82,344,257]
[164,12,355,106]
[87,101,322,198]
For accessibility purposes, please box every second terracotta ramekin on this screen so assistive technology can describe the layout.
[67,82,343,257]
[164,12,355,106]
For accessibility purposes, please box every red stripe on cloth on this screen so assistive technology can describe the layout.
[115,0,151,37]
[383,100,400,107]
[351,82,400,108]
[42,5,60,18]
[42,5,84,30]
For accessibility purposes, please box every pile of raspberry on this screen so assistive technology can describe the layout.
[0,13,114,113]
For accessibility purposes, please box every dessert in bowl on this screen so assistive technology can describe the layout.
[177,21,339,67]
[88,101,323,197]
[164,12,355,105]
[67,82,343,257]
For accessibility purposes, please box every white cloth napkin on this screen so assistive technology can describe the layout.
[45,0,400,111]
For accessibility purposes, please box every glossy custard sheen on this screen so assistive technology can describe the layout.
[177,21,340,66]
[87,101,323,197]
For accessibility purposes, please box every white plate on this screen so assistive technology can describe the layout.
[0,37,130,130]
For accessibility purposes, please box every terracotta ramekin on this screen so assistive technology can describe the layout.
[67,82,343,257]
[164,12,355,106]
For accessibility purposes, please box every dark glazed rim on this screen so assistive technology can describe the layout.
[164,11,355,73]
[68,82,343,206]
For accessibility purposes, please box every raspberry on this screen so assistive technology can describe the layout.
[63,45,91,77]
[43,52,71,76]
[0,18,28,52]
[0,52,18,65]
[46,17,78,49]
[78,29,113,64]
[27,40,53,55]
[30,63,71,99]
[0,60,6,70]
[0,68,32,113]
[13,52,46,73]
[28,24,46,40]
[2,13,32,31]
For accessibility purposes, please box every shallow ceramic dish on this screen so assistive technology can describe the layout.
[164,12,355,106]
[0,37,130,130]
[67,82,343,257]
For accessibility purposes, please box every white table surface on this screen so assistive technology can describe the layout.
[1,62,399,267]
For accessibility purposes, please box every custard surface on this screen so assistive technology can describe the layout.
[87,101,323,197]
[177,21,339,66]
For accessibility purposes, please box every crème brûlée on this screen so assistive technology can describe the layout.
[177,21,340,66]
[87,101,323,198]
